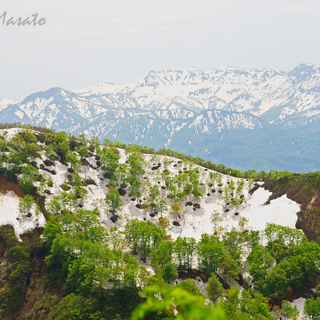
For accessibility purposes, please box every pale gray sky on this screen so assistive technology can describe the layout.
[1,0,320,99]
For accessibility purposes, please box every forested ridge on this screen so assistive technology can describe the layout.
[0,124,320,319]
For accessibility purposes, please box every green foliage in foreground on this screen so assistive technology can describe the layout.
[131,284,274,320]
[131,285,227,320]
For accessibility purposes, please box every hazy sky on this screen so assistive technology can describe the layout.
[1,0,320,99]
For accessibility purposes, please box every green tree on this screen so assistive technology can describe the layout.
[264,223,280,243]
[178,279,205,298]
[130,179,141,198]
[222,287,273,319]
[66,151,80,170]
[245,230,261,250]
[50,293,105,320]
[44,209,108,282]
[247,244,274,283]
[162,263,178,283]
[174,237,197,271]
[157,216,172,233]
[223,229,244,264]
[128,152,146,180]
[23,131,37,143]
[304,297,320,320]
[105,187,122,214]
[211,211,225,237]
[36,178,47,196]
[235,179,245,197]
[238,289,273,319]
[114,163,128,188]
[281,300,299,320]
[156,196,168,217]
[288,240,320,287]
[58,140,70,161]
[47,191,78,214]
[61,191,78,213]
[19,165,40,193]
[44,144,58,159]
[197,234,236,276]
[255,267,287,301]
[222,187,230,204]
[89,136,100,151]
[73,171,87,199]
[76,145,90,159]
[0,139,8,152]
[147,184,160,211]
[54,131,68,144]
[125,220,165,259]
[47,194,63,215]
[77,133,86,144]
[228,179,235,195]
[206,273,225,304]
[21,164,39,179]
[238,217,249,232]
[190,174,204,202]
[137,221,165,259]
[150,240,174,269]
[25,142,42,158]
[19,176,34,194]
[170,202,182,221]
[125,219,142,254]
[76,145,90,179]
[19,195,36,216]
[217,173,223,187]
[103,161,118,181]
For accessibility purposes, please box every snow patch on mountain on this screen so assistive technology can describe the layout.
[0,190,46,241]
[0,98,20,111]
[74,82,123,96]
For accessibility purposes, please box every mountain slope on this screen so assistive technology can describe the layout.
[0,126,320,319]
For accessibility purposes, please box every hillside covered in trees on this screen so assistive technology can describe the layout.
[0,124,320,319]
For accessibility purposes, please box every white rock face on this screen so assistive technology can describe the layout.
[0,190,46,241]
[291,297,306,320]
[166,187,300,241]
[241,189,300,230]
[40,152,300,243]
[0,130,302,246]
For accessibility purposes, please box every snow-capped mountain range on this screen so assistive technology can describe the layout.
[2,63,320,172]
